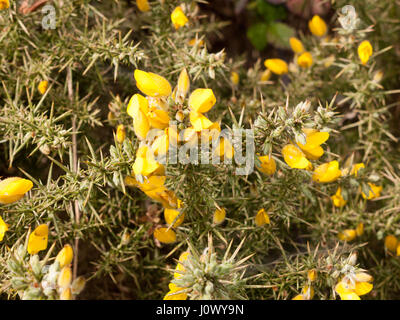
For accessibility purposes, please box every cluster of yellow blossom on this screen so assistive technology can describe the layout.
[0,0,9,10]
[164,251,190,300]
[292,269,317,300]
[338,222,364,242]
[384,235,400,256]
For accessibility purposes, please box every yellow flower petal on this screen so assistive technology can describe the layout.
[154,227,177,244]
[164,208,185,228]
[312,160,341,183]
[297,52,313,68]
[58,266,73,289]
[384,235,398,253]
[338,229,357,241]
[230,71,239,85]
[0,0,10,10]
[171,6,188,30]
[27,224,49,255]
[331,187,347,208]
[255,208,270,227]
[0,216,9,242]
[264,59,288,75]
[361,183,382,200]
[257,155,276,175]
[56,244,74,269]
[38,80,49,94]
[356,222,364,237]
[189,111,214,131]
[136,0,150,12]
[282,144,310,169]
[289,37,304,54]
[358,40,373,65]
[213,207,226,225]
[116,124,126,144]
[0,177,33,204]
[188,88,216,113]
[354,281,373,296]
[134,70,172,97]
[308,15,327,37]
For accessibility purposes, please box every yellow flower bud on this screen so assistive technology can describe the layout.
[0,0,9,10]
[27,224,49,255]
[188,88,216,113]
[175,68,190,103]
[136,0,150,12]
[213,207,226,225]
[356,222,364,237]
[260,69,271,82]
[255,208,270,226]
[55,244,74,269]
[230,71,239,85]
[358,40,373,65]
[154,227,177,244]
[0,177,33,204]
[0,216,9,242]
[116,124,126,144]
[134,69,172,97]
[308,15,327,37]
[60,288,72,300]
[308,269,317,282]
[338,229,357,242]
[171,6,188,30]
[324,55,335,68]
[38,80,49,95]
[282,144,311,169]
[58,266,72,289]
[71,276,86,295]
[257,155,276,175]
[289,37,304,54]
[384,235,398,253]
[312,161,342,183]
[297,52,313,68]
[331,187,347,208]
[188,38,205,46]
[264,59,288,75]
[361,182,382,200]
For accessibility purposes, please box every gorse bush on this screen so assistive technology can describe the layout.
[0,0,400,300]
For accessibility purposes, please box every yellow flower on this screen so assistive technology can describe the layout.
[260,69,271,82]
[308,15,327,37]
[151,130,170,157]
[213,207,226,225]
[0,0,9,10]
[361,182,382,200]
[213,137,234,160]
[134,69,172,97]
[230,71,239,85]
[308,270,317,282]
[297,52,313,68]
[331,187,347,207]
[188,38,205,47]
[289,37,304,54]
[257,155,276,175]
[188,88,216,113]
[312,160,341,183]
[55,244,74,269]
[0,216,9,242]
[175,68,190,103]
[297,129,329,160]
[58,266,72,289]
[358,40,373,65]
[338,229,357,242]
[356,222,364,237]
[27,224,49,255]
[164,206,184,228]
[351,163,365,176]
[154,227,177,244]
[264,59,288,75]
[171,6,188,30]
[38,80,49,95]
[164,283,188,300]
[0,177,33,204]
[189,111,214,131]
[255,208,270,226]
[60,288,72,300]
[116,124,126,144]
[282,144,311,169]
[384,235,398,253]
[174,251,190,279]
[292,286,314,300]
[335,277,373,300]
[136,0,150,12]
[132,145,164,178]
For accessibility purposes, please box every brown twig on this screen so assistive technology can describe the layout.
[19,0,50,15]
